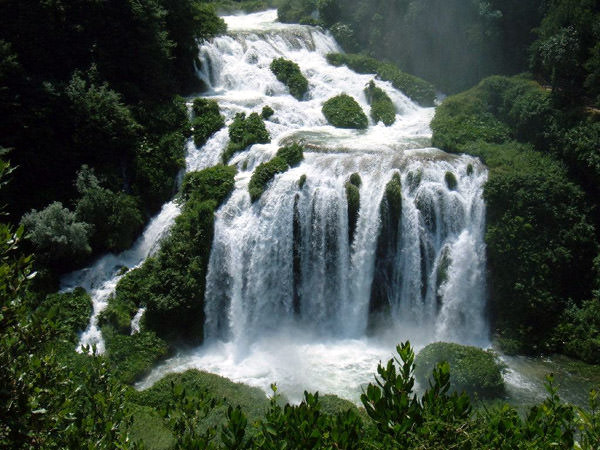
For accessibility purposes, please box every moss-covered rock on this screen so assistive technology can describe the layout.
[415,342,505,398]
[346,181,360,244]
[180,164,237,204]
[270,57,309,100]
[248,157,289,202]
[445,171,458,190]
[406,169,423,192]
[364,80,395,126]
[322,94,368,129]
[298,174,307,189]
[223,112,271,163]
[276,142,304,167]
[349,172,362,188]
[192,98,225,148]
[98,294,137,335]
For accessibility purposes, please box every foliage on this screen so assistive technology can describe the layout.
[114,165,236,344]
[553,299,600,363]
[248,158,289,203]
[270,58,309,100]
[36,287,92,343]
[103,329,169,384]
[415,342,505,398]
[432,75,599,355]
[223,112,271,163]
[75,166,145,253]
[99,292,138,336]
[276,142,304,167]
[277,0,316,24]
[261,105,274,120]
[345,181,360,244]
[322,93,368,129]
[364,80,395,126]
[192,98,225,148]
[20,202,92,271]
[327,53,436,106]
[444,171,458,190]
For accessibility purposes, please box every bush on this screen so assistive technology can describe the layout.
[98,294,137,335]
[349,172,362,187]
[103,329,169,384]
[223,112,270,163]
[261,105,274,120]
[276,142,304,167]
[298,174,307,189]
[552,299,600,364]
[364,80,395,126]
[322,94,368,129]
[21,201,92,271]
[36,287,92,343]
[180,164,237,204]
[248,143,305,202]
[270,57,309,100]
[75,166,145,253]
[277,0,316,24]
[415,342,505,398]
[248,157,289,202]
[326,53,380,74]
[115,165,237,344]
[192,98,225,148]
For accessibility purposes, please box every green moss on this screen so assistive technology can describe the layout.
[270,57,309,100]
[415,342,505,398]
[298,174,307,189]
[364,80,396,126]
[191,98,225,148]
[261,105,274,119]
[180,164,237,203]
[248,156,289,202]
[327,53,436,107]
[384,172,402,219]
[346,181,360,243]
[103,329,169,384]
[466,163,474,176]
[445,171,458,190]
[406,169,423,192]
[349,172,362,188]
[223,112,271,163]
[322,93,368,129]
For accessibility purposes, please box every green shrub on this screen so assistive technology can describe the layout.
[192,98,225,148]
[326,53,380,74]
[270,57,309,100]
[276,142,304,167]
[115,165,237,344]
[406,169,422,192]
[223,112,270,163]
[21,201,92,271]
[248,157,289,202]
[261,105,274,119]
[277,0,316,24]
[415,342,505,398]
[180,164,237,204]
[444,171,458,190]
[322,93,368,129]
[75,167,145,253]
[103,329,169,384]
[36,287,92,342]
[364,80,395,126]
[98,294,137,335]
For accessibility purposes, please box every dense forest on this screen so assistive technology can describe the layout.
[2,0,600,448]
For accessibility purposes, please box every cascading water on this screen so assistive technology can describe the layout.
[68,9,489,401]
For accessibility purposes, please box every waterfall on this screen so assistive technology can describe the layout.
[67,9,489,400]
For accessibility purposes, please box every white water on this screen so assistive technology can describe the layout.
[68,10,489,401]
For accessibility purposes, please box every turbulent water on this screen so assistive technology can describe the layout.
[66,10,491,401]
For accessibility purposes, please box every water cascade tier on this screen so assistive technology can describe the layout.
[67,10,489,401]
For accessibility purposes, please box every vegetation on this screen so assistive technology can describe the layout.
[415,342,505,398]
[270,58,309,100]
[112,164,237,345]
[223,112,271,163]
[431,74,599,357]
[345,173,361,244]
[364,80,395,126]
[192,98,226,147]
[444,171,458,191]
[328,53,436,106]
[261,105,274,120]
[322,94,368,129]
[248,143,304,202]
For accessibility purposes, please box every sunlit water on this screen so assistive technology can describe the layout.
[67,10,497,402]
